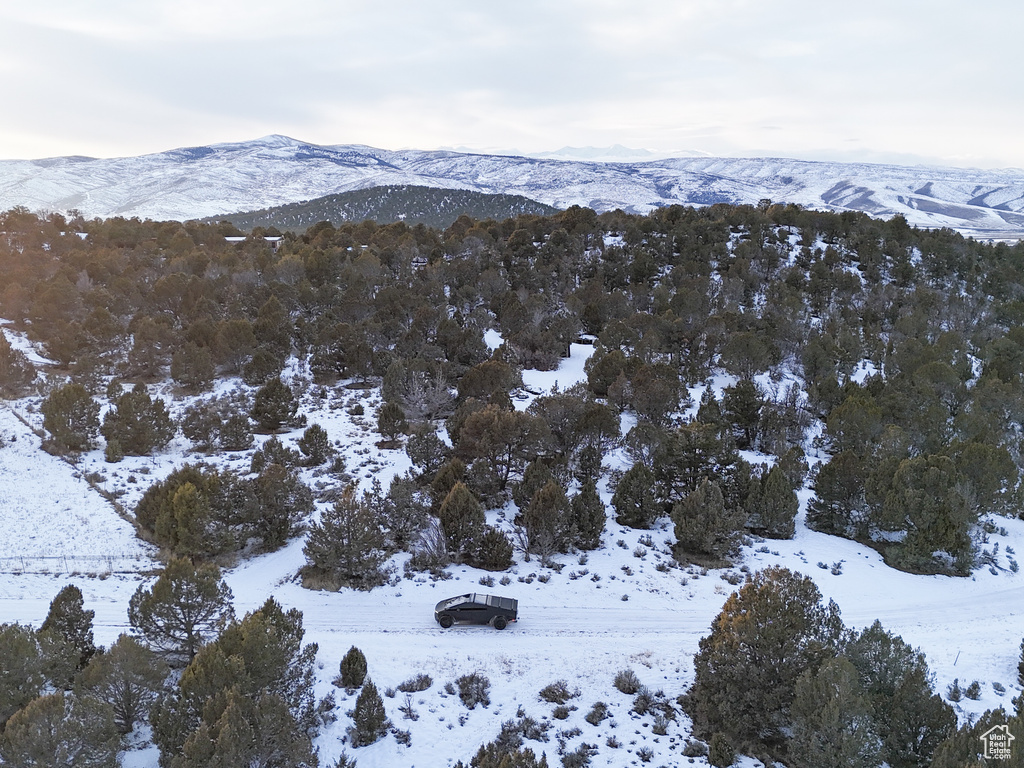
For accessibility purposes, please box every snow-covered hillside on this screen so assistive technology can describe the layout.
[2,135,1024,239]
[1,331,1022,768]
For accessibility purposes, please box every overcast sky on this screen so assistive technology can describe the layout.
[1,1,1021,168]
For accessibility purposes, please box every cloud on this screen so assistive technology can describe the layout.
[0,1,1022,167]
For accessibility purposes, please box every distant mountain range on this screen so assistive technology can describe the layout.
[2,134,1023,238]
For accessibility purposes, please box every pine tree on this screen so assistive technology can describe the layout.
[41,382,100,453]
[302,485,389,590]
[348,678,390,747]
[40,584,96,671]
[80,634,167,734]
[338,646,368,691]
[0,691,119,768]
[687,567,844,747]
[128,557,234,663]
[570,479,605,551]
[437,481,485,559]
[789,657,883,768]
[251,377,300,432]
[612,462,660,529]
[672,478,745,559]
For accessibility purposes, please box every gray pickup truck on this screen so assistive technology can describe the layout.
[434,593,518,630]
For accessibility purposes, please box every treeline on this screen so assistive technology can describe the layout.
[4,202,1024,574]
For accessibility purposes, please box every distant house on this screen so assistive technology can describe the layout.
[224,235,283,252]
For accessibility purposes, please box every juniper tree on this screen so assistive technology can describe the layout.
[687,567,844,749]
[171,342,215,393]
[297,422,334,465]
[0,691,119,768]
[522,480,571,557]
[338,646,368,691]
[788,657,883,768]
[251,377,300,432]
[0,623,76,730]
[844,621,956,768]
[473,526,514,571]
[745,464,798,539]
[0,332,34,396]
[100,383,175,456]
[612,462,660,529]
[153,599,323,766]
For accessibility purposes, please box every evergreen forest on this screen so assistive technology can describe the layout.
[2,201,1024,766]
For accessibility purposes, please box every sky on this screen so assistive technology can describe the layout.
[1,1,1022,168]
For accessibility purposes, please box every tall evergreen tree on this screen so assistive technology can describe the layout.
[570,479,606,551]
[348,678,390,747]
[41,383,100,453]
[788,657,883,768]
[128,557,234,663]
[437,481,485,559]
[40,583,96,671]
[612,462,660,529]
[687,567,843,749]
[302,485,389,590]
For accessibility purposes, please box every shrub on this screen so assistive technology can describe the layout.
[455,672,491,709]
[561,742,598,768]
[709,732,734,767]
[397,674,432,693]
[474,526,514,571]
[539,680,578,704]
[584,702,608,726]
[613,669,641,695]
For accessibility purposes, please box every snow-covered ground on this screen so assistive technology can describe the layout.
[1,336,1022,767]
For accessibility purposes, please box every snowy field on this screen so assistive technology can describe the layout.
[1,332,1022,767]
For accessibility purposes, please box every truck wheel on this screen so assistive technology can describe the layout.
[494,616,507,630]
[439,614,453,629]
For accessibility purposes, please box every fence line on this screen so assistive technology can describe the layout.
[0,554,154,574]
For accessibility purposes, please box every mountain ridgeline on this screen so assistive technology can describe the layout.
[203,185,561,232]
[3,135,1024,238]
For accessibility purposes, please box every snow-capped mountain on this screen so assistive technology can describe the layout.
[2,134,1024,238]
